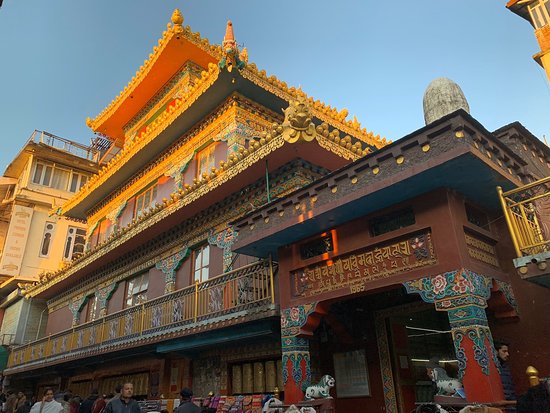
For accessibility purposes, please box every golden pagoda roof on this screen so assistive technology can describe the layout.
[86,9,221,141]
[70,10,388,219]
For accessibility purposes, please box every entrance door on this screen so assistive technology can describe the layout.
[386,306,457,412]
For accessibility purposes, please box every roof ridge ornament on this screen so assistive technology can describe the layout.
[171,9,183,26]
[219,20,246,72]
[282,96,316,144]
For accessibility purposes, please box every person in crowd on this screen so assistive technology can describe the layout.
[14,393,31,413]
[516,378,550,413]
[78,390,99,413]
[103,383,140,413]
[91,394,105,413]
[175,388,200,413]
[495,341,517,402]
[68,397,80,413]
[14,392,26,413]
[6,392,17,413]
[110,386,121,402]
[29,389,63,413]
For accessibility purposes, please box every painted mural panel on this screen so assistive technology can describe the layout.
[0,205,33,277]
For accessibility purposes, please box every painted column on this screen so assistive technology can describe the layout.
[404,269,504,403]
[280,303,317,404]
[96,282,118,317]
[68,295,88,326]
[155,248,190,293]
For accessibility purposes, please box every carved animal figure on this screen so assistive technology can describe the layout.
[262,397,283,413]
[431,367,463,396]
[304,375,335,400]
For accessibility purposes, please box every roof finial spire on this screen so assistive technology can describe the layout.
[223,20,236,50]
[219,20,246,72]
[171,9,183,26]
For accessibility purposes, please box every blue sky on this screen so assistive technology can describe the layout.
[1,1,549,171]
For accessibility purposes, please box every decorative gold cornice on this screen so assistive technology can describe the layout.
[86,94,281,225]
[23,105,367,298]
[63,62,220,217]
[240,63,389,149]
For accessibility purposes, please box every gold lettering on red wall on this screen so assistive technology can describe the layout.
[292,232,437,298]
[465,232,499,267]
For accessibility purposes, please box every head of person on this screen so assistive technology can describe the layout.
[17,392,24,399]
[90,389,98,397]
[115,384,122,394]
[43,388,55,402]
[495,341,510,362]
[180,388,193,402]
[121,383,133,400]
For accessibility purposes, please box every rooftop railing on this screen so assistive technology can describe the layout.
[6,259,277,371]
[29,130,100,163]
[497,176,550,257]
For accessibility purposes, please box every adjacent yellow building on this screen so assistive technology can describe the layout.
[507,0,550,81]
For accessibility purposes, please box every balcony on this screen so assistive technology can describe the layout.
[6,259,277,374]
[498,176,550,287]
[28,130,100,163]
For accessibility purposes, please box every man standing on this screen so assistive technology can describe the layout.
[174,389,200,413]
[103,384,140,413]
[496,341,517,402]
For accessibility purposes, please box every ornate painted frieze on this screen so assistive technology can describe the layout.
[403,269,498,379]
[294,232,437,299]
[68,296,89,326]
[96,282,118,317]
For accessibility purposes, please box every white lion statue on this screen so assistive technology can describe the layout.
[304,374,335,400]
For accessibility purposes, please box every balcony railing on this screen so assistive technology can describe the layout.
[7,259,277,370]
[29,130,100,163]
[497,176,550,257]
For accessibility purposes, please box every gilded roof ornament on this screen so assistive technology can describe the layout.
[171,9,184,26]
[282,96,316,144]
[219,21,246,72]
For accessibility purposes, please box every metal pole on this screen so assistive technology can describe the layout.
[497,186,522,257]
[268,255,275,305]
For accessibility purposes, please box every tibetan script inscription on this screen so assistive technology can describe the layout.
[293,232,437,298]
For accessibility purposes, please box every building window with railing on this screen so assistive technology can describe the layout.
[529,0,550,29]
[126,273,149,307]
[134,184,158,217]
[32,161,90,192]
[64,226,86,261]
[193,244,210,282]
[196,144,216,180]
[39,222,56,257]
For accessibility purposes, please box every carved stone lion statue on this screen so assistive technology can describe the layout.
[304,374,335,400]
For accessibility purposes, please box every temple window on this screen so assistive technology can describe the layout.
[31,161,90,192]
[64,226,87,261]
[300,233,334,260]
[91,219,110,247]
[196,144,216,180]
[134,184,158,217]
[126,273,149,307]
[85,295,98,322]
[529,0,550,29]
[39,222,56,257]
[193,244,210,282]
[465,204,490,231]
[369,207,416,237]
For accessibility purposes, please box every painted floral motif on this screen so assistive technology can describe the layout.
[89,327,96,345]
[432,275,448,295]
[61,336,67,352]
[30,348,35,360]
[124,314,134,335]
[38,344,44,359]
[410,235,429,260]
[173,299,184,322]
[76,331,83,348]
[208,286,223,313]
[452,272,474,294]
[109,320,118,339]
[52,339,57,355]
[237,277,253,304]
[152,306,163,328]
